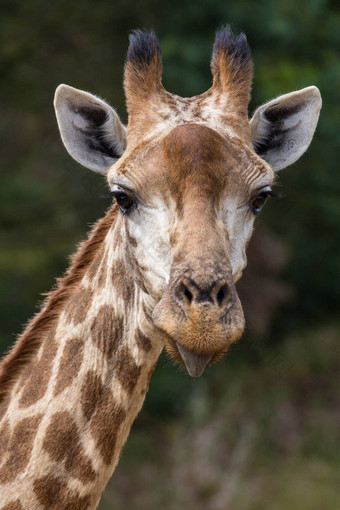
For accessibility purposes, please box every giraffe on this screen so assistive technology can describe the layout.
[0,26,321,509]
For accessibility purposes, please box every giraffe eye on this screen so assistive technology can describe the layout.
[251,192,268,215]
[115,192,135,213]
[251,188,280,215]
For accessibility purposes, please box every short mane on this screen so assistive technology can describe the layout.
[0,205,118,405]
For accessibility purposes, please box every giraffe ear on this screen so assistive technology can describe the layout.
[54,84,126,174]
[250,86,321,171]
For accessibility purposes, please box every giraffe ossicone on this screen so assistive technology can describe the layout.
[0,26,321,509]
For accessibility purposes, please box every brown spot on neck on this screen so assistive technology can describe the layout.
[43,411,96,484]
[34,475,90,509]
[91,305,123,360]
[65,285,94,326]
[89,386,126,465]
[0,414,42,483]
[81,370,104,423]
[113,346,141,394]
[19,331,58,409]
[54,338,84,397]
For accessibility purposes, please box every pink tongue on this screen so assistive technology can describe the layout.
[176,343,213,377]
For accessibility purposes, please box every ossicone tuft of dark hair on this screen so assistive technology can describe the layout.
[127,29,161,66]
[213,25,251,66]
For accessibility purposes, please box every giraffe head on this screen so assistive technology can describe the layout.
[54,27,321,376]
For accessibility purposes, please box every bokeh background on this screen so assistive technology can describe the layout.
[1,1,339,508]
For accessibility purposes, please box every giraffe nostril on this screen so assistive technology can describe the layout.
[177,280,231,308]
[216,284,228,307]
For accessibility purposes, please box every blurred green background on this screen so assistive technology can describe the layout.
[0,1,339,508]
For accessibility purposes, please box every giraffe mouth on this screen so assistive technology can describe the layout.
[152,282,245,376]
[159,330,227,377]
[176,343,213,377]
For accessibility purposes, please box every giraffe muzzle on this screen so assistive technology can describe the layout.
[152,272,245,375]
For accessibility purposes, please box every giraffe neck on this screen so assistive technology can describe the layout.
[0,207,163,509]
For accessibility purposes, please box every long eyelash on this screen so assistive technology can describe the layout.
[100,191,116,199]
[237,188,282,209]
[266,190,282,198]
